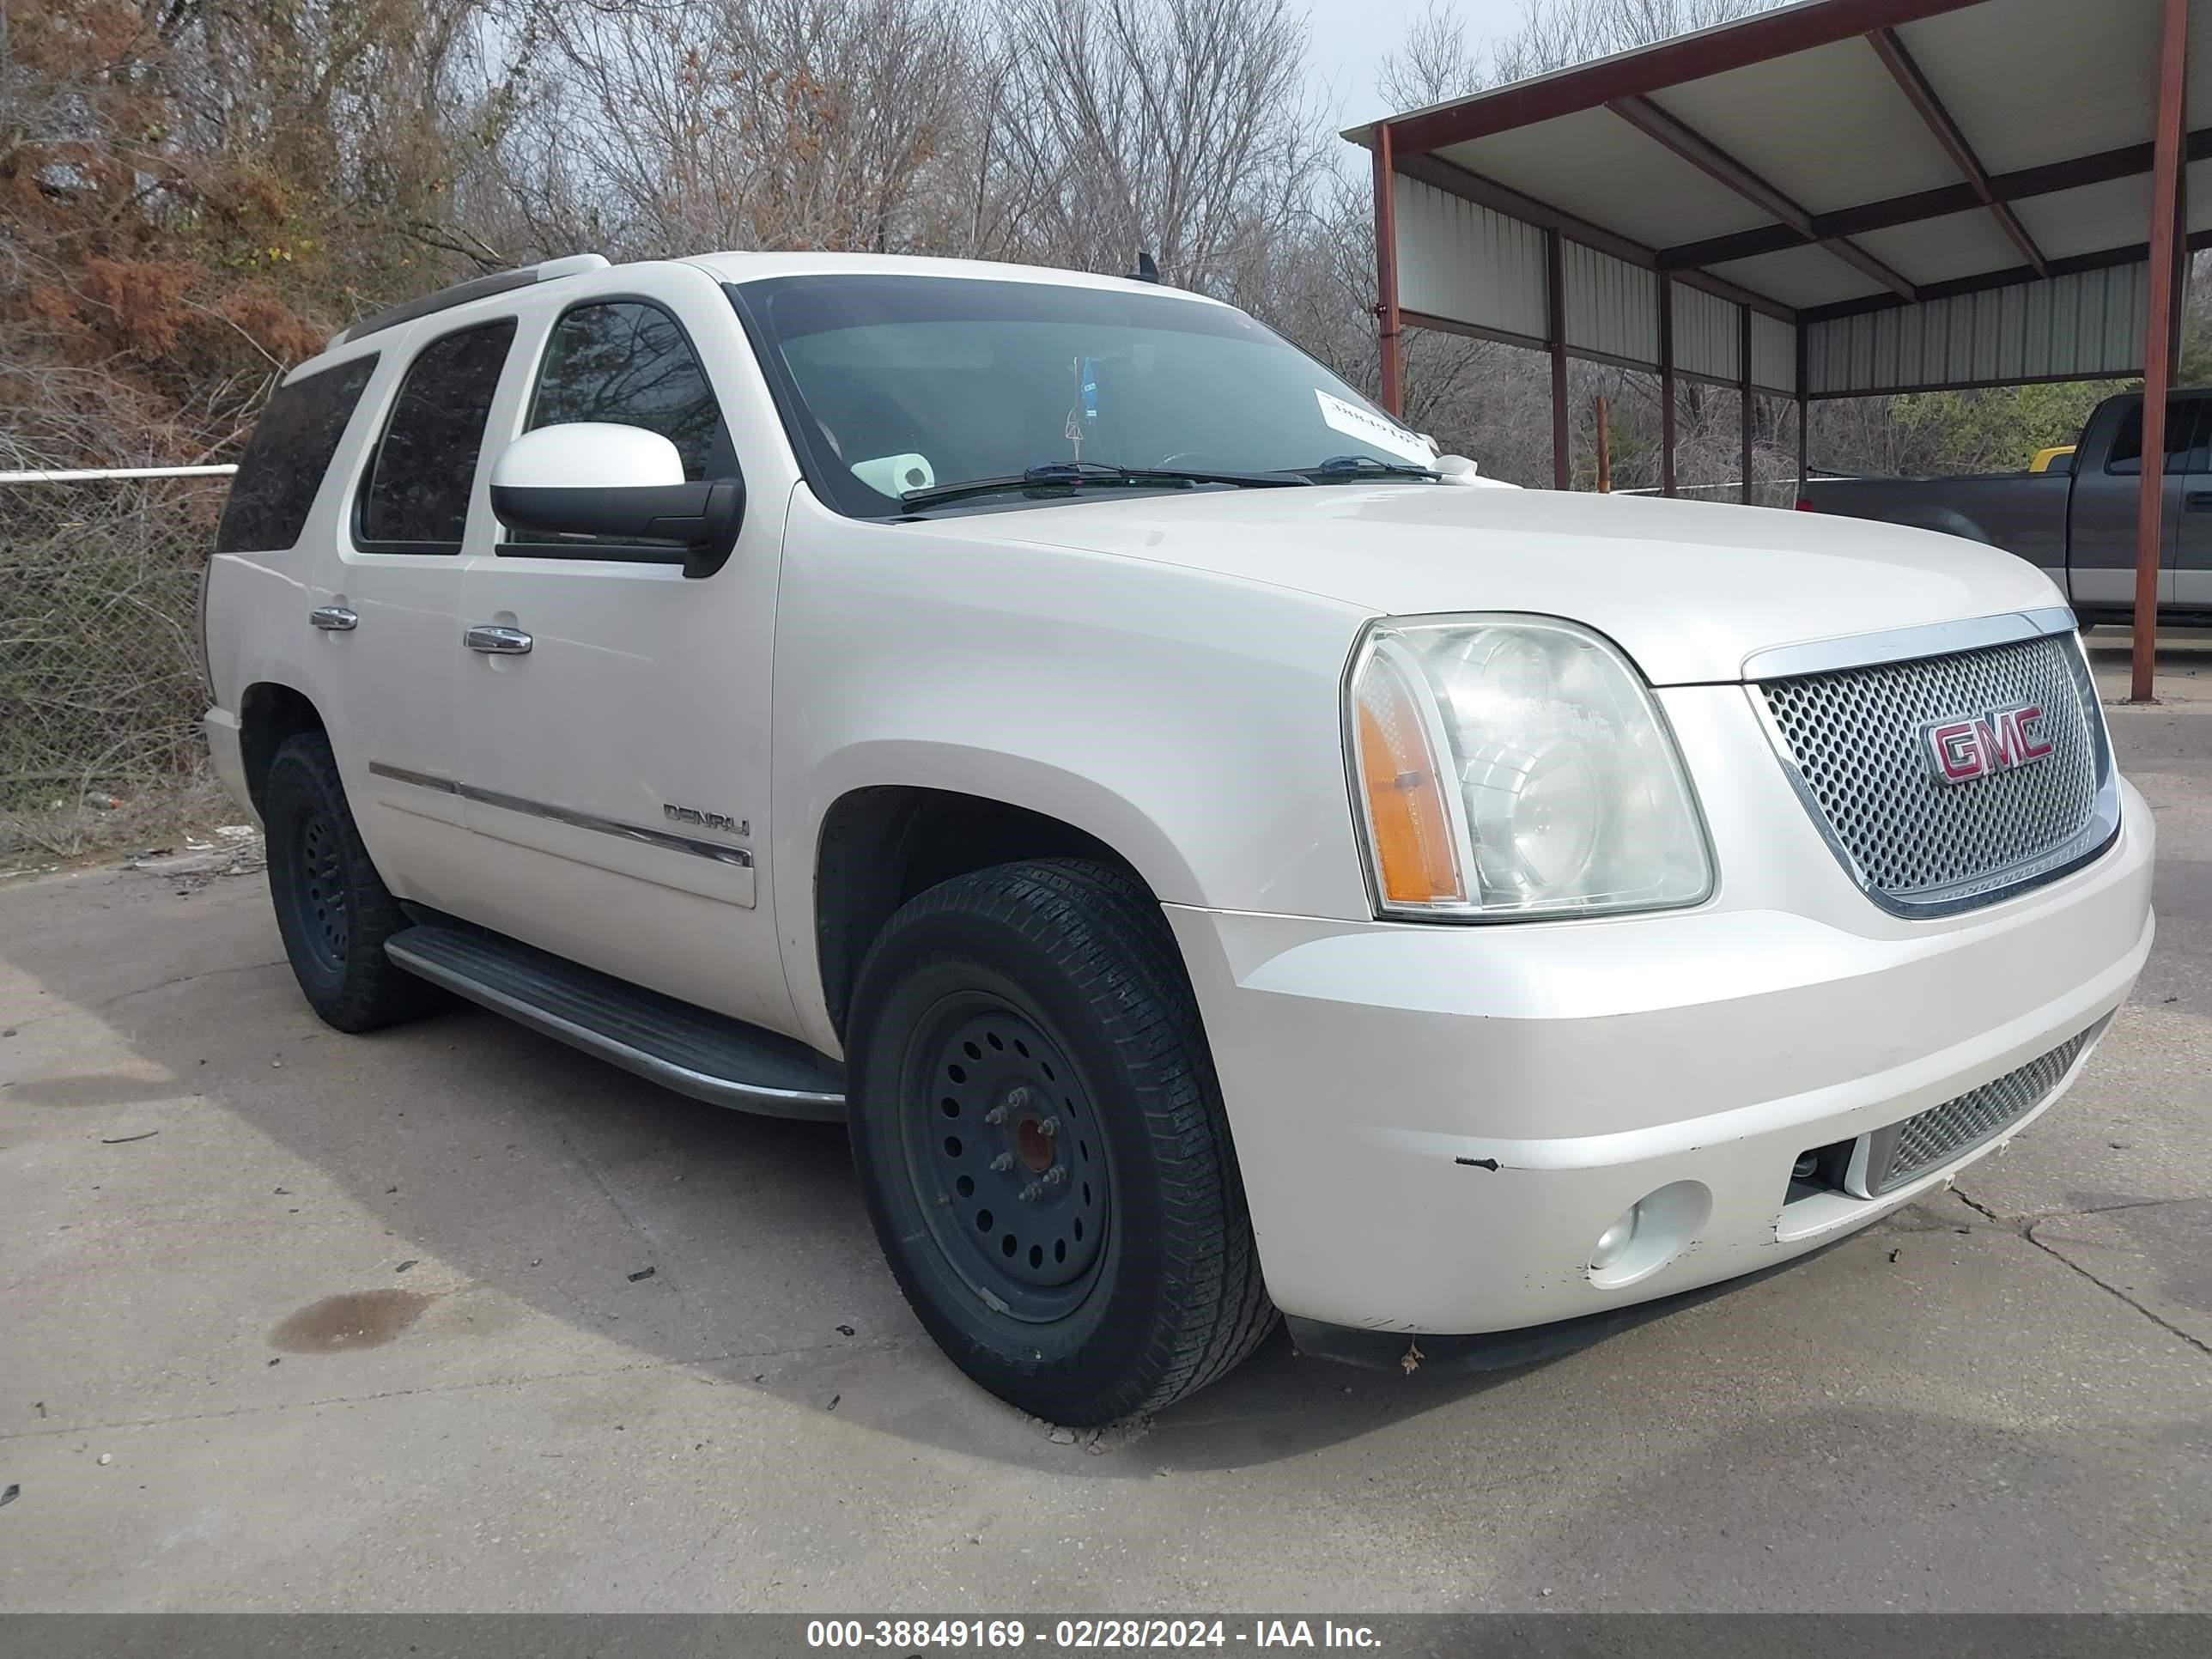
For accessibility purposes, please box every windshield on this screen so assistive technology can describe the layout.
[729,274,1437,516]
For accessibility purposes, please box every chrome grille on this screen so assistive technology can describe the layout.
[1757,632,2111,914]
[1859,1020,2105,1196]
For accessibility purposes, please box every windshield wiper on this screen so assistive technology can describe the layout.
[899,461,1308,513]
[1297,454,1440,483]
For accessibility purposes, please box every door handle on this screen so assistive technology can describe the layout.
[465,623,533,655]
[308,605,358,632]
[2187,491,2212,510]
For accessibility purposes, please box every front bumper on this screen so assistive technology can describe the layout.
[1164,768,2154,1338]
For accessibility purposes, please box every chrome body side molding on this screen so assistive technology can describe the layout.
[367,761,751,866]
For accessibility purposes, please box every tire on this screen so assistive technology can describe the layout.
[847,858,1276,1425]
[263,732,443,1033]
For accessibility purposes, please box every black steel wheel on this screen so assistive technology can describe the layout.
[848,858,1276,1425]
[904,996,1110,1322]
[289,806,352,974]
[264,731,444,1033]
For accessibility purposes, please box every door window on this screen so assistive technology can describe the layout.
[504,301,737,554]
[357,319,518,552]
[527,301,734,477]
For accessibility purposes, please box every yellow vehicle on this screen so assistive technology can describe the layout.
[2030,444,2076,474]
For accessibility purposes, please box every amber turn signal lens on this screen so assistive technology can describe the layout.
[1352,651,1464,906]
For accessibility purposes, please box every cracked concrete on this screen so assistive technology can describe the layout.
[0,634,2206,1612]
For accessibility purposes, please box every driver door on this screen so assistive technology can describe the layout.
[450,267,796,1034]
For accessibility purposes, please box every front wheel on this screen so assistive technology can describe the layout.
[847,859,1275,1425]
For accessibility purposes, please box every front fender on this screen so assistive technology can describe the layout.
[769,493,1379,1050]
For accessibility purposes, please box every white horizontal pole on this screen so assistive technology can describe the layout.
[0,464,238,484]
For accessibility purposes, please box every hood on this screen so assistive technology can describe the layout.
[902,484,2064,685]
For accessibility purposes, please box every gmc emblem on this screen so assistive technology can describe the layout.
[1923,703,2055,785]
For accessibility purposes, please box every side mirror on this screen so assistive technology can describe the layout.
[489,422,745,579]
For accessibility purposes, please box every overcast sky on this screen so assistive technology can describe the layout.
[1304,0,1527,131]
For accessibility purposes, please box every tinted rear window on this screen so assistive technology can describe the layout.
[213,356,378,553]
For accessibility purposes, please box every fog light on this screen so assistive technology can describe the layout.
[1590,1206,1639,1271]
[1587,1180,1712,1289]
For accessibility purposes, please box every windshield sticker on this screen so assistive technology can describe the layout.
[1314,390,1435,466]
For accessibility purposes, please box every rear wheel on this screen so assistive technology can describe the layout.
[848,858,1274,1425]
[264,732,443,1033]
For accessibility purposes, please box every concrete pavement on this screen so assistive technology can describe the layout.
[1,636,2207,1612]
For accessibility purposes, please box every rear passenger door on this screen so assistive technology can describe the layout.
[326,317,515,896]
[451,269,796,1034]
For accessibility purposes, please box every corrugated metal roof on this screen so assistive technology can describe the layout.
[1352,0,2203,401]
[1563,242,1661,364]
[1750,313,1798,394]
[1393,177,1548,343]
[1644,38,1960,207]
[1808,262,2147,393]
[1674,283,1743,381]
[1436,109,1767,247]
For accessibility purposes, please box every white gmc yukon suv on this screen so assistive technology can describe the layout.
[201,251,2155,1425]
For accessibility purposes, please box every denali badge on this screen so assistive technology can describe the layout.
[663,803,748,836]
[1923,704,2054,785]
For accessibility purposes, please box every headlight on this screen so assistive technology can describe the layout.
[1346,615,1712,920]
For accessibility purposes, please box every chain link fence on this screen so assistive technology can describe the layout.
[2,471,233,860]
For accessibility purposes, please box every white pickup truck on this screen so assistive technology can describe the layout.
[201,251,2154,1425]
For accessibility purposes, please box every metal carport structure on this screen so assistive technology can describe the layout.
[1346,0,2201,698]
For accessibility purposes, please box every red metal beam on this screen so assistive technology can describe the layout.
[1607,95,1917,300]
[1661,128,2212,270]
[2133,0,2188,703]
[1547,228,1571,489]
[1865,27,2046,276]
[1659,275,1678,498]
[1383,0,1983,159]
[1373,123,1403,417]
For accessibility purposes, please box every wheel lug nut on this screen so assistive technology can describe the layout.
[1018,1181,1045,1202]
[1006,1085,1031,1110]
[1038,1116,1060,1138]
[989,1152,1015,1173]
[1041,1166,1067,1189]
[983,1105,1009,1126]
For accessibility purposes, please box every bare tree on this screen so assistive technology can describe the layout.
[1381,0,1781,110]
[492,0,986,259]
[990,0,1325,295]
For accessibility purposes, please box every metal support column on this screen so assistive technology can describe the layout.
[1548,229,1571,489]
[1795,326,1809,503]
[2133,0,2189,702]
[1373,123,1405,419]
[1659,275,1678,497]
[1740,305,1755,504]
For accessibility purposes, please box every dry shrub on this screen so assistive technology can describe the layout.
[0,475,225,857]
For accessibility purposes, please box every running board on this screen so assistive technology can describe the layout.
[386,923,845,1121]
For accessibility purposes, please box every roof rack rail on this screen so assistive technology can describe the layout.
[331,253,611,347]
